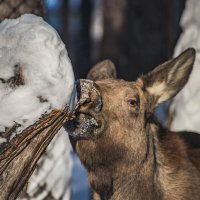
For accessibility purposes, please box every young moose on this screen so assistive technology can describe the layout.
[66,48,200,200]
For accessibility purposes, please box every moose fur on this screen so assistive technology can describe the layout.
[66,48,200,200]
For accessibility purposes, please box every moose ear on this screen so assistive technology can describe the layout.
[87,60,117,81]
[141,48,195,105]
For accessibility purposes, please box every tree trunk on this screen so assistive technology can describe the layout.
[0,0,44,22]
[101,0,185,81]
[101,0,126,65]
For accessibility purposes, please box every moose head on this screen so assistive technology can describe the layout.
[66,49,200,200]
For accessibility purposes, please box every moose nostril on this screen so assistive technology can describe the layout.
[75,80,81,101]
[78,79,102,112]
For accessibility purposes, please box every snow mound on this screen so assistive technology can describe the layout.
[170,0,200,132]
[0,14,76,138]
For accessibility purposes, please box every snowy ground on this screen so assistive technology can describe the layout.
[71,151,90,200]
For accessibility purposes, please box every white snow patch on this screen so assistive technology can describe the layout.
[0,14,76,135]
[170,0,200,132]
[26,128,73,199]
[0,136,7,144]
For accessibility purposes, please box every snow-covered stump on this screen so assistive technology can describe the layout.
[0,14,76,199]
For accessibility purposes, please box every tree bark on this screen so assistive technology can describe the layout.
[0,0,44,22]
[0,108,73,200]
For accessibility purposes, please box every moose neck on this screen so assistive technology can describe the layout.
[113,130,162,199]
[111,165,162,200]
[94,123,164,200]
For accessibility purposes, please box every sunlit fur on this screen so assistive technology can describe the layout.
[70,49,200,200]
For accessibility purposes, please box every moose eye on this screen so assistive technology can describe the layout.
[127,99,138,107]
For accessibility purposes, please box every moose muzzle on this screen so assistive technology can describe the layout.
[65,79,103,139]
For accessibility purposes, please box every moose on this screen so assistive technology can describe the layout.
[66,48,200,200]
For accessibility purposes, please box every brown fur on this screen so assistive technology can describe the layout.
[68,48,200,200]
[87,60,117,81]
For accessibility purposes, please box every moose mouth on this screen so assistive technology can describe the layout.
[65,112,101,139]
[65,79,104,139]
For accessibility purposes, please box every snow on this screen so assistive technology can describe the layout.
[0,136,6,144]
[170,0,200,132]
[25,128,73,200]
[0,14,76,200]
[0,14,76,138]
